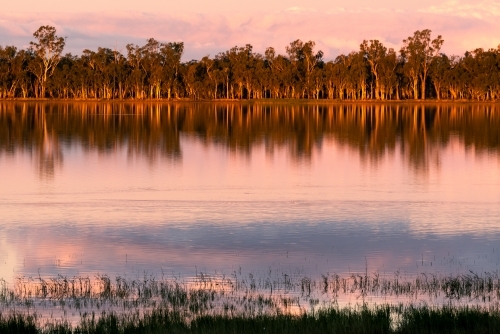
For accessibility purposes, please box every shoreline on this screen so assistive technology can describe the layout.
[1,98,500,105]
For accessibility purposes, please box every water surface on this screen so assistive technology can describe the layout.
[1,102,499,286]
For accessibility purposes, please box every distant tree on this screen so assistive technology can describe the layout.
[430,53,451,100]
[28,26,65,98]
[286,40,323,98]
[0,46,18,98]
[378,48,398,100]
[360,40,387,100]
[161,42,184,99]
[401,29,443,99]
[126,43,145,99]
[348,51,369,100]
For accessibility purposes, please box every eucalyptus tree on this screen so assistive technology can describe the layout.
[225,45,254,99]
[286,40,323,98]
[264,48,291,98]
[342,53,358,99]
[74,50,93,98]
[276,55,293,98]
[401,29,443,99]
[215,51,234,99]
[360,40,387,100]
[12,50,33,98]
[238,44,256,99]
[492,47,500,100]
[94,48,117,99]
[181,61,200,99]
[242,46,261,99]
[347,51,369,100]
[310,67,325,99]
[49,53,77,98]
[323,61,336,99]
[258,63,273,99]
[199,56,217,98]
[112,50,129,99]
[331,54,351,99]
[251,54,268,99]
[443,55,464,100]
[28,26,65,98]
[126,43,146,98]
[461,48,500,100]
[0,46,18,98]
[264,47,279,98]
[378,48,398,100]
[141,38,162,99]
[85,48,110,98]
[224,47,240,98]
[285,39,305,96]
[161,42,184,99]
[430,53,451,100]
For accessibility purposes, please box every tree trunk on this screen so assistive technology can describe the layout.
[413,78,419,100]
[421,75,426,100]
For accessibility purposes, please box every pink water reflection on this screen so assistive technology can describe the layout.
[0,102,499,286]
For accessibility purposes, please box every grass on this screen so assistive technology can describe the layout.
[1,271,499,333]
[2,305,500,333]
[395,305,500,333]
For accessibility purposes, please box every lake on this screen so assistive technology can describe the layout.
[1,102,499,293]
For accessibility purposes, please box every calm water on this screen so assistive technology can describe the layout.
[1,102,500,286]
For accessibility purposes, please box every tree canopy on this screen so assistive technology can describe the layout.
[0,26,499,100]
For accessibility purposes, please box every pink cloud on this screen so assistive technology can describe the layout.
[419,0,500,18]
[0,8,499,61]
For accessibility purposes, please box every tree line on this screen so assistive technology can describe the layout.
[1,26,499,101]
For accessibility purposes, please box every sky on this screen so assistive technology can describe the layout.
[1,0,500,61]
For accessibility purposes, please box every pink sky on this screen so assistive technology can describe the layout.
[1,0,499,60]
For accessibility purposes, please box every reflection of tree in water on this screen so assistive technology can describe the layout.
[34,110,63,180]
[0,102,499,177]
[0,103,64,180]
[123,104,182,165]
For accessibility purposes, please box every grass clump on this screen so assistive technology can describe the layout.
[397,305,500,333]
[187,307,391,334]
[0,313,38,334]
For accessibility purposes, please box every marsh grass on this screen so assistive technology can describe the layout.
[1,271,499,333]
[2,305,500,333]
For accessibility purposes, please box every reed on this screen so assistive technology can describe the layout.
[1,271,499,333]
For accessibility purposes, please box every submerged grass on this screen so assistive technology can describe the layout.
[1,271,500,333]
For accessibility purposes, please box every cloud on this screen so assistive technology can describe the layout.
[419,0,500,18]
[0,8,499,61]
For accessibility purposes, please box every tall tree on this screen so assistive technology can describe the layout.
[360,40,387,100]
[286,40,323,98]
[401,29,443,99]
[161,42,184,99]
[28,26,65,98]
